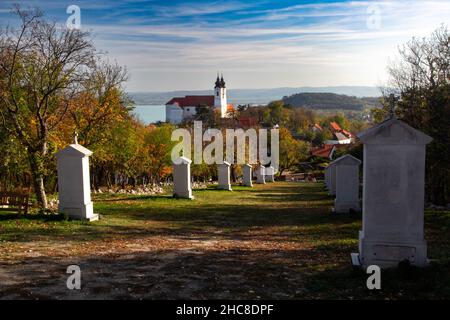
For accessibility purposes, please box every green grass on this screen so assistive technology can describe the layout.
[0,182,449,299]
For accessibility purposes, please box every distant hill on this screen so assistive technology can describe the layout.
[282,92,382,110]
[129,86,382,106]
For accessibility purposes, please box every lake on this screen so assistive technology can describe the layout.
[132,105,166,124]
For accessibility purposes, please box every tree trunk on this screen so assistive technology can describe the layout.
[28,152,48,210]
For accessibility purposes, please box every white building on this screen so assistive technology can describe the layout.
[165,74,232,124]
[325,132,352,145]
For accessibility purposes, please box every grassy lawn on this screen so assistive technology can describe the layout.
[0,181,449,299]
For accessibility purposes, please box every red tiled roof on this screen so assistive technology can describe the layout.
[314,123,323,131]
[166,95,215,107]
[238,116,258,128]
[334,132,350,141]
[330,121,342,132]
[342,129,353,138]
[311,144,335,158]
[227,104,234,111]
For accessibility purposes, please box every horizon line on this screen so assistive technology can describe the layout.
[127,85,386,94]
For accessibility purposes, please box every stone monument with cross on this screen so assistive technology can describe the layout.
[352,94,433,268]
[56,132,98,221]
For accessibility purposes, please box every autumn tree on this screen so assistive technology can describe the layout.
[278,127,310,176]
[195,103,216,126]
[263,100,291,126]
[386,25,449,204]
[0,7,129,209]
[0,7,97,209]
[324,112,349,130]
[0,125,29,189]
[68,60,130,148]
[289,107,315,134]
[90,117,140,188]
[142,123,177,183]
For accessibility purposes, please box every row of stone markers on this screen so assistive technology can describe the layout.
[55,138,276,218]
[325,101,432,268]
[173,160,276,199]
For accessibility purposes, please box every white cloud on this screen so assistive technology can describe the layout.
[7,0,447,90]
[151,1,251,18]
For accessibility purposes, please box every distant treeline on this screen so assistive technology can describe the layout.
[130,86,382,106]
[282,93,382,110]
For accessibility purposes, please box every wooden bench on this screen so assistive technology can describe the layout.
[0,192,29,215]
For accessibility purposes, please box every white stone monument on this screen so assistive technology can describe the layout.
[324,166,330,190]
[56,136,98,221]
[353,115,432,268]
[326,161,337,195]
[265,166,275,182]
[243,164,253,187]
[256,165,266,184]
[333,154,361,213]
[218,161,232,191]
[173,156,194,199]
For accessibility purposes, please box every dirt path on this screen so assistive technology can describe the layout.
[0,232,324,299]
[2,183,448,299]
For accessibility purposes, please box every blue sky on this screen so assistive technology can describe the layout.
[0,0,449,92]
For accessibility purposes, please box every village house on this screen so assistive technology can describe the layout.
[166,74,234,124]
[326,121,353,144]
[326,131,352,145]
[311,121,354,145]
[310,121,354,160]
[311,123,323,133]
[311,144,336,159]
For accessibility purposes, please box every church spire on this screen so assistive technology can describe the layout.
[215,72,221,88]
[220,73,226,88]
[213,72,228,117]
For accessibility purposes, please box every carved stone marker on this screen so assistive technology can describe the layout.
[173,156,194,199]
[218,161,232,191]
[243,164,253,187]
[325,166,330,190]
[56,142,98,221]
[353,117,432,268]
[265,166,275,182]
[326,161,337,195]
[256,165,266,184]
[333,154,361,213]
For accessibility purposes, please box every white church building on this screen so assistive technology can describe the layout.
[165,74,233,124]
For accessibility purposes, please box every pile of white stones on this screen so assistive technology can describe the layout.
[192,181,211,189]
[47,198,59,211]
[91,181,214,196]
[94,185,166,196]
[427,203,450,211]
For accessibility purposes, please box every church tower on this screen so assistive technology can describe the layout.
[214,73,227,117]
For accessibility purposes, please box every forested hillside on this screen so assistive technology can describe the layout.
[282,92,382,110]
